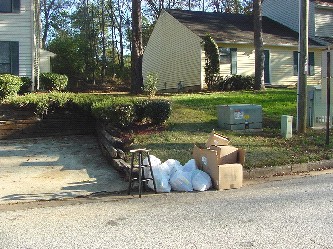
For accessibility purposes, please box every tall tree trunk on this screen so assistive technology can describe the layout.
[41,0,51,49]
[253,0,265,91]
[117,0,124,73]
[131,0,143,94]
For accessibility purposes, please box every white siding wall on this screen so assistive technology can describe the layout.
[263,0,316,37]
[315,7,333,37]
[142,11,203,91]
[217,43,321,86]
[0,0,34,78]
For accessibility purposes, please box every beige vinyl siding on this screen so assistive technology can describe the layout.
[267,47,321,86]
[315,7,333,37]
[216,43,321,86]
[217,44,255,78]
[0,0,34,78]
[142,10,203,91]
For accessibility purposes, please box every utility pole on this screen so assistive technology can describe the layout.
[297,0,309,133]
[326,50,331,145]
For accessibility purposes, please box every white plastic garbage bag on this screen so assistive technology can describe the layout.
[183,159,198,172]
[170,170,193,192]
[165,159,183,177]
[143,155,161,178]
[191,169,212,191]
[142,155,171,192]
[156,161,173,177]
[147,171,171,193]
[143,155,161,168]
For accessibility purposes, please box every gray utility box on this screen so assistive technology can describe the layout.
[307,85,333,128]
[217,104,262,130]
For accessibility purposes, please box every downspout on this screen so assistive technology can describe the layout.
[35,0,40,90]
[31,0,40,91]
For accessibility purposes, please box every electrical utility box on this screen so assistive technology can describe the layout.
[217,104,262,130]
[307,85,333,128]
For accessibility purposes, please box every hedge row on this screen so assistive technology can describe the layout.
[91,98,171,127]
[5,92,171,129]
[212,75,255,91]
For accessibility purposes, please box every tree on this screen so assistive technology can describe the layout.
[203,34,220,90]
[131,0,144,93]
[48,34,85,85]
[253,0,265,91]
[40,0,74,48]
[210,0,253,13]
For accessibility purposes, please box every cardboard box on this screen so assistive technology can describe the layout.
[205,130,230,148]
[193,144,245,190]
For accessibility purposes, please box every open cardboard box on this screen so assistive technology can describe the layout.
[193,144,245,190]
[205,130,230,148]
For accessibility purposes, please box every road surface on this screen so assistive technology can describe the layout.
[0,172,332,249]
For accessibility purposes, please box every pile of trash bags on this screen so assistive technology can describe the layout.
[143,155,212,193]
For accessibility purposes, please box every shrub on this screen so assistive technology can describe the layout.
[133,99,150,122]
[0,74,23,100]
[91,100,135,129]
[40,73,68,91]
[143,73,158,97]
[215,75,254,91]
[145,100,171,124]
[19,77,32,95]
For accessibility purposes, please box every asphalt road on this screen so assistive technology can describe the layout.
[0,172,332,249]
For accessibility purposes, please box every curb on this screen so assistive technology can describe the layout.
[243,159,333,179]
[111,156,333,182]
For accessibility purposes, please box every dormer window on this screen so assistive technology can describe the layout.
[0,0,20,13]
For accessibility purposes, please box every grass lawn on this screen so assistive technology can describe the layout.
[132,89,333,169]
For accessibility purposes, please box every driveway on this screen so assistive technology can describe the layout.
[0,135,128,204]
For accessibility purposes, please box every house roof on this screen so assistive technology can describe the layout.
[166,9,323,47]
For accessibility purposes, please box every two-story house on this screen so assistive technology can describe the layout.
[263,0,333,80]
[0,0,53,91]
[263,0,333,45]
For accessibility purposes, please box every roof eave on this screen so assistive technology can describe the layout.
[215,40,325,49]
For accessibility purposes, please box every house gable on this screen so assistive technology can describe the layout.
[142,10,203,91]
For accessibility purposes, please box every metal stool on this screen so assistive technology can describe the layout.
[127,149,157,198]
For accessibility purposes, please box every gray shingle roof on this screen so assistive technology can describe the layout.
[166,9,323,47]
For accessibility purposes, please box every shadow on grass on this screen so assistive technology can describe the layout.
[168,120,217,133]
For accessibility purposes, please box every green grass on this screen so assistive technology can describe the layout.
[132,89,333,168]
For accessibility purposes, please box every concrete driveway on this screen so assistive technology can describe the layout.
[0,135,128,204]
